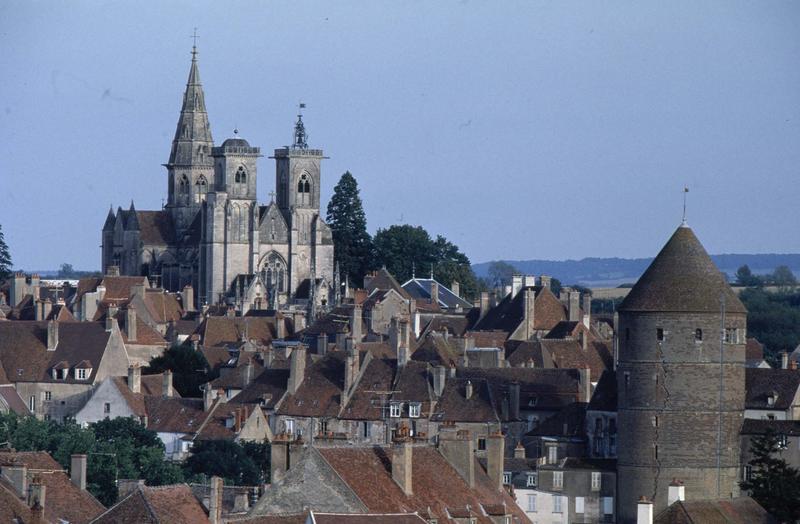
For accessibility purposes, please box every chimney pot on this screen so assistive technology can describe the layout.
[782,351,789,370]
[637,496,654,524]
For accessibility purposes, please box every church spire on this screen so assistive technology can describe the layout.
[292,103,308,150]
[168,42,214,167]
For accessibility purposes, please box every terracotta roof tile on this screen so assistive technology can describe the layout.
[277,352,345,418]
[91,483,210,523]
[342,357,396,420]
[654,496,775,524]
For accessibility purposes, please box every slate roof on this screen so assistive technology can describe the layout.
[277,352,346,418]
[316,446,530,524]
[0,321,112,384]
[229,368,291,409]
[313,514,428,524]
[91,484,210,523]
[525,402,587,438]
[401,278,472,310]
[458,368,582,415]
[420,315,472,337]
[365,268,413,300]
[740,419,800,436]
[654,496,775,524]
[431,377,499,423]
[588,370,617,412]
[341,357,396,421]
[0,450,106,523]
[619,226,746,314]
[745,368,800,410]
[541,339,612,379]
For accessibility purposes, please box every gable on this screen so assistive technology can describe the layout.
[259,204,290,244]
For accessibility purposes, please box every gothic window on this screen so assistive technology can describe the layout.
[179,175,190,203]
[297,173,311,205]
[195,176,208,203]
[231,204,241,240]
[235,165,247,184]
[260,252,287,299]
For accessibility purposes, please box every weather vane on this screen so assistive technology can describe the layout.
[191,28,199,57]
[682,186,689,225]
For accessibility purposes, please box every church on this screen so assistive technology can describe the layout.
[101,45,335,310]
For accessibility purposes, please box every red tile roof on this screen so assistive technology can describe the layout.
[91,484,210,523]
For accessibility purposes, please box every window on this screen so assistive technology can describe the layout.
[591,471,601,491]
[389,402,401,418]
[695,328,703,341]
[527,494,536,512]
[725,328,741,344]
[285,419,295,434]
[363,421,371,438]
[503,472,511,485]
[477,438,487,451]
[178,174,190,203]
[743,465,752,481]
[526,473,536,487]
[575,496,585,514]
[76,368,88,380]
[553,495,563,513]
[297,173,312,205]
[319,419,328,434]
[409,402,421,418]
[553,471,563,489]
[603,497,614,515]
[235,165,247,184]
[657,328,664,341]
[44,414,51,421]
[104,402,111,415]
[194,176,208,203]
[547,445,558,464]
[44,391,52,401]
[29,396,35,412]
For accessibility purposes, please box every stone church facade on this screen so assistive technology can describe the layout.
[102,47,334,309]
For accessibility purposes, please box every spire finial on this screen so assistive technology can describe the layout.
[681,186,689,227]
[191,28,199,59]
[293,102,308,149]
[233,127,239,136]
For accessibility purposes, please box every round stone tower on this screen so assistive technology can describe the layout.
[616,224,746,523]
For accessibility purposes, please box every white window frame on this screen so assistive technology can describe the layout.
[553,470,563,489]
[503,472,511,485]
[76,368,88,380]
[526,473,536,487]
[553,495,563,513]
[591,471,601,491]
[44,391,52,401]
[527,493,536,512]
[603,496,614,515]
[547,445,558,464]
[389,402,402,418]
[29,396,36,412]
[575,496,585,514]
[285,419,295,435]
[409,402,421,418]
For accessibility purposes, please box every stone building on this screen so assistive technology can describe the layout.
[101,45,334,310]
[616,224,747,522]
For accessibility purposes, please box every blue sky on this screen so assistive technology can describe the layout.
[1,1,798,270]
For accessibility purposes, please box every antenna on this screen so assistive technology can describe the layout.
[681,187,689,226]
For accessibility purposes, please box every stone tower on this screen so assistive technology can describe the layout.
[616,224,746,522]
[199,134,262,304]
[272,113,333,294]
[165,45,214,235]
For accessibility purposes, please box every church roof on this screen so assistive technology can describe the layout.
[618,225,746,314]
[168,46,213,167]
[135,210,176,245]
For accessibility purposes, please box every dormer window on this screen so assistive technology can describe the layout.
[767,393,777,407]
[74,366,92,380]
[409,402,421,418]
[389,402,402,418]
[503,472,511,485]
[526,473,537,487]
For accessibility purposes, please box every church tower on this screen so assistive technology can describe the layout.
[272,111,334,296]
[616,224,746,522]
[165,44,214,234]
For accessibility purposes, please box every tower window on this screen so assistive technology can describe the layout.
[695,328,703,341]
[656,328,664,341]
[195,176,208,203]
[297,173,312,205]
[179,175,190,203]
[235,166,247,184]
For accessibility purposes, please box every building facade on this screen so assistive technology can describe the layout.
[101,46,334,309]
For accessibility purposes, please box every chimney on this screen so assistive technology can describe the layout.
[579,329,588,351]
[509,382,520,420]
[70,454,87,490]
[579,367,592,402]
[203,384,216,411]
[243,358,254,386]
[270,435,290,483]
[2,464,27,497]
[392,439,413,496]
[345,338,359,394]
[637,496,654,524]
[128,365,141,393]
[363,272,375,290]
[42,298,52,320]
[316,333,327,355]
[568,291,580,322]
[539,275,551,290]
[11,272,26,308]
[433,366,447,397]
[582,294,591,328]
[668,478,685,507]
[209,476,223,524]
[782,351,789,370]
[105,310,117,332]
[451,281,460,299]
[511,275,523,298]
[430,281,439,307]
[486,431,505,491]
[30,274,40,300]
[465,380,473,400]
[47,320,59,351]
[399,319,410,367]
[288,345,307,395]
[107,265,120,277]
[276,314,286,340]
[514,442,526,459]
[28,474,46,511]
[479,292,490,319]
[35,299,44,321]
[131,282,145,298]
[350,304,363,342]
[162,370,174,397]
[523,288,536,340]
[182,285,195,312]
[438,428,475,488]
[126,305,137,342]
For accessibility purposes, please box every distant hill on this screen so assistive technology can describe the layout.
[473,254,800,287]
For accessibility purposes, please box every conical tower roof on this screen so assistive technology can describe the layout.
[618,225,746,314]
[167,46,214,166]
[102,206,116,232]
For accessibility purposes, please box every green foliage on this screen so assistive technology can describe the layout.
[740,430,800,522]
[0,225,12,282]
[183,440,267,485]
[326,172,375,287]
[736,264,798,289]
[773,265,798,287]
[373,225,479,299]
[146,344,214,398]
[736,265,762,287]
[739,288,800,366]
[0,413,182,507]
[56,263,102,279]
[486,261,518,288]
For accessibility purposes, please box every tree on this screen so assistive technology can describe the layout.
[486,261,518,288]
[326,172,375,287]
[146,344,214,398]
[736,264,763,287]
[741,430,800,522]
[739,288,800,366]
[0,225,12,282]
[183,440,264,485]
[771,265,798,288]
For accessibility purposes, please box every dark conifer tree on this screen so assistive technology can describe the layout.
[326,172,374,286]
[0,225,11,282]
[740,429,800,522]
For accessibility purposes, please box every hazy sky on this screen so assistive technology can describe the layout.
[1,1,798,270]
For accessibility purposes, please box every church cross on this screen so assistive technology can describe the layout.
[268,190,276,203]
[191,28,199,56]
